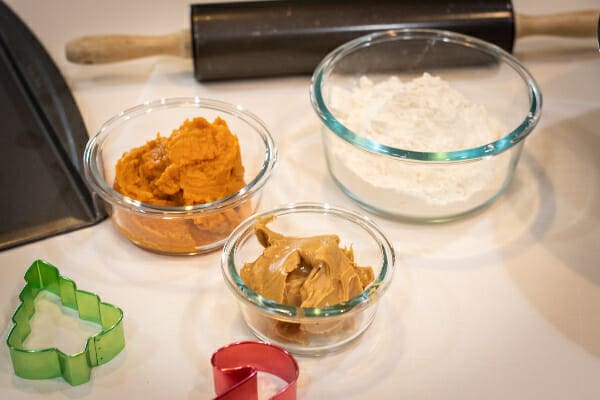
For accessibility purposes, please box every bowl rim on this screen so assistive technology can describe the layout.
[83,97,277,215]
[220,202,396,318]
[309,28,543,162]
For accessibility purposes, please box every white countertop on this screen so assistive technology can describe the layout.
[1,0,599,398]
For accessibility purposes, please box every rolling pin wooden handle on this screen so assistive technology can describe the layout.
[515,10,600,39]
[65,30,191,64]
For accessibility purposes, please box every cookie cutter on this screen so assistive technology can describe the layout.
[6,259,125,385]
[211,341,299,400]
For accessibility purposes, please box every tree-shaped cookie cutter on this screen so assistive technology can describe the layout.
[6,260,125,385]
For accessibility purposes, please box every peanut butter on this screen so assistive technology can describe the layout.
[241,216,375,343]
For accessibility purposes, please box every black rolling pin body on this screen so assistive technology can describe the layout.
[191,0,514,81]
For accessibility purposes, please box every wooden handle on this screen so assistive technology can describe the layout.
[515,10,600,39]
[65,30,191,64]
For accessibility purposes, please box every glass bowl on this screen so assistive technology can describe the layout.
[84,97,277,255]
[310,29,542,222]
[221,202,395,356]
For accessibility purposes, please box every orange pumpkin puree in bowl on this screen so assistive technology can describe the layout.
[112,117,251,254]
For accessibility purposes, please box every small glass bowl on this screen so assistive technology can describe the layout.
[221,202,395,356]
[310,29,542,222]
[83,97,277,255]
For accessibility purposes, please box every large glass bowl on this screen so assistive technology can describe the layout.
[84,97,277,255]
[221,203,395,356]
[310,29,542,222]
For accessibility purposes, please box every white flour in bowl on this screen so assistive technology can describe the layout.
[327,73,508,209]
[330,73,505,152]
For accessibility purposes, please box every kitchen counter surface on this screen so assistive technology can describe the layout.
[1,0,599,398]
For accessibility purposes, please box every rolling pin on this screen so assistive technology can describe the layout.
[65,0,600,81]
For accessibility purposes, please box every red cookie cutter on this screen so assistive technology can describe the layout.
[211,341,299,400]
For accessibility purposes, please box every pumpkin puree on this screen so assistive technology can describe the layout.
[112,117,251,253]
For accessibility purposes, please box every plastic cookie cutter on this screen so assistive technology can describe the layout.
[6,259,125,385]
[211,341,299,400]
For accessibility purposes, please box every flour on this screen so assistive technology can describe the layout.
[327,73,508,209]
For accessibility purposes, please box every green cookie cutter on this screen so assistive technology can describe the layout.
[6,260,125,385]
